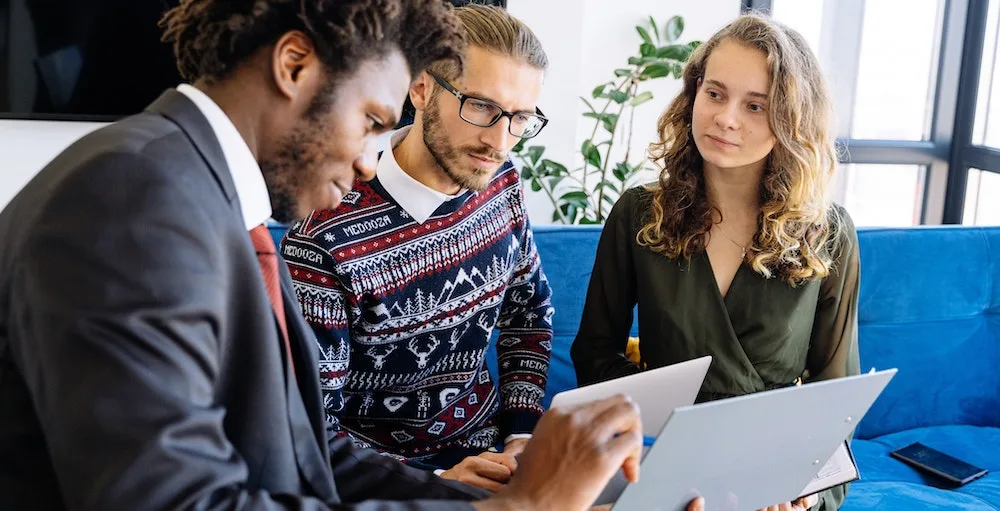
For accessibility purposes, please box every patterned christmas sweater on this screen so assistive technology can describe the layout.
[282,162,553,464]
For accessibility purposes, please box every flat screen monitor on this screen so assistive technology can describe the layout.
[1,0,181,121]
[0,0,507,122]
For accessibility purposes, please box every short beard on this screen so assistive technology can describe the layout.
[258,83,337,224]
[259,142,302,224]
[422,93,503,192]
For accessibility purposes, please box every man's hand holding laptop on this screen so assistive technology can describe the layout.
[475,394,704,511]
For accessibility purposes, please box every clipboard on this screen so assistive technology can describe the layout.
[797,441,860,499]
[609,369,896,511]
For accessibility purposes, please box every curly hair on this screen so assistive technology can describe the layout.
[159,0,465,85]
[638,13,840,286]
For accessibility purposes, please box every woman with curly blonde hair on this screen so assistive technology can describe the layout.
[572,13,860,511]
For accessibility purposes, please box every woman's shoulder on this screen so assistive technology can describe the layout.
[618,184,657,211]
[609,184,657,228]
[826,203,857,239]
[823,203,859,260]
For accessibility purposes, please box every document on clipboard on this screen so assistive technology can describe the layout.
[609,369,895,511]
[798,442,860,498]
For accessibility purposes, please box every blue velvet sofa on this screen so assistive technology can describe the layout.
[270,223,1000,509]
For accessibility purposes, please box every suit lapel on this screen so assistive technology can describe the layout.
[145,89,239,204]
[277,253,337,500]
[149,89,335,498]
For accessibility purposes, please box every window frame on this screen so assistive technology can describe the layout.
[743,0,1000,225]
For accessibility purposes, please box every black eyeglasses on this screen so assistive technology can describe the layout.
[428,72,549,139]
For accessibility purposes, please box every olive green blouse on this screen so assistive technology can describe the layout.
[571,187,861,510]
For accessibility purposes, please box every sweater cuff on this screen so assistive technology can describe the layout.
[504,433,532,444]
[500,410,542,437]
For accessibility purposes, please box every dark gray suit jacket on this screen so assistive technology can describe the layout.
[0,90,488,510]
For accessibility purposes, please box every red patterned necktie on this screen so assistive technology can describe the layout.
[249,224,295,378]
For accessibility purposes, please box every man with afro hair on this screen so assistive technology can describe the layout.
[0,2,682,511]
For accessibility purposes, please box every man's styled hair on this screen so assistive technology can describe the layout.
[160,0,466,85]
[428,3,547,80]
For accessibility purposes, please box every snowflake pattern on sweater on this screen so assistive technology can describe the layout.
[282,162,553,462]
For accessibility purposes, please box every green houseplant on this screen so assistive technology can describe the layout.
[513,15,699,224]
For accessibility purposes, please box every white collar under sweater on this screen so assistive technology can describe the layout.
[376,126,465,224]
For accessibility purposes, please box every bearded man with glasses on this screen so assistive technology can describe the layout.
[281,4,555,493]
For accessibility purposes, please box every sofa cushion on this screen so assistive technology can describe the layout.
[847,425,1000,508]
[841,482,997,511]
[856,315,1000,439]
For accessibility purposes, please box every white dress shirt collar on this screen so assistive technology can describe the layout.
[376,126,464,224]
[177,84,272,230]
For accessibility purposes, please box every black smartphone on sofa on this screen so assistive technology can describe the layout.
[890,442,988,486]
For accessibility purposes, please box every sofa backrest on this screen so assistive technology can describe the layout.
[852,226,1000,438]
[527,226,610,406]
[271,223,1000,439]
[528,225,1000,439]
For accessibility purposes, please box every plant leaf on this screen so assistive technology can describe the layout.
[583,112,620,133]
[520,165,533,180]
[649,16,660,43]
[581,140,602,168]
[512,139,527,153]
[613,162,630,181]
[530,178,541,192]
[664,16,684,43]
[542,159,569,176]
[614,68,632,77]
[628,56,643,66]
[689,40,702,49]
[603,114,619,133]
[630,91,654,106]
[566,204,580,224]
[580,96,597,112]
[640,42,657,58]
[657,44,692,61]
[527,145,545,165]
[671,62,684,79]
[592,83,608,99]
[597,179,621,195]
[636,26,653,46]
[580,218,601,225]
[560,190,591,209]
[641,63,672,79]
[609,90,629,104]
[560,190,590,201]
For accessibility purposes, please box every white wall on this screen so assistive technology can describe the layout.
[507,0,741,223]
[0,120,105,208]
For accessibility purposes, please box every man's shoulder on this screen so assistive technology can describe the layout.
[83,111,192,159]
[12,113,203,216]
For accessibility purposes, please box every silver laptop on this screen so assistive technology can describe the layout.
[611,369,897,511]
[550,356,712,434]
